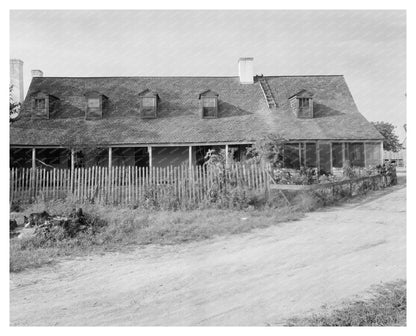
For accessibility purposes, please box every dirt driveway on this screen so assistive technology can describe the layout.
[10,185,406,326]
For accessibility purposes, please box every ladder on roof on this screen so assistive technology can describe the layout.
[258,76,277,109]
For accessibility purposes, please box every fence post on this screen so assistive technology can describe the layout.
[70,149,75,193]
[10,168,14,203]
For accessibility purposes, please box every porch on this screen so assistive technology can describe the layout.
[10,141,383,173]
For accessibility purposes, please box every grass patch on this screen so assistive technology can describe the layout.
[10,201,302,272]
[286,280,406,326]
[10,177,399,273]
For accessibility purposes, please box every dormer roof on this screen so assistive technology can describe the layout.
[138,89,160,100]
[31,90,59,100]
[84,90,107,99]
[289,89,314,99]
[198,90,219,99]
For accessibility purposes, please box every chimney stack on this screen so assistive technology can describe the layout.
[10,59,24,103]
[238,57,254,84]
[31,69,44,78]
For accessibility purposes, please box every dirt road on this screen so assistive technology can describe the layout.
[10,185,406,326]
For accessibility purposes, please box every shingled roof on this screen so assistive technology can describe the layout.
[10,75,383,146]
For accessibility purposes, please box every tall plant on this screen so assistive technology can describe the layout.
[246,134,287,168]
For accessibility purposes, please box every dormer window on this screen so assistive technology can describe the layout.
[289,89,314,119]
[87,98,100,108]
[85,91,107,120]
[35,98,46,109]
[138,89,159,119]
[299,98,309,109]
[30,91,59,120]
[199,90,219,118]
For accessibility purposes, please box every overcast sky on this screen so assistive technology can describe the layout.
[10,10,406,140]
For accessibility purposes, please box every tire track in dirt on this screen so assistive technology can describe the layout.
[10,187,406,326]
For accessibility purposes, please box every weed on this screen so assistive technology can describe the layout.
[10,204,301,272]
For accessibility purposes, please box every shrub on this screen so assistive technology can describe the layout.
[245,134,287,168]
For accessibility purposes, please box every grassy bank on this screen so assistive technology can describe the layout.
[10,202,301,272]
[11,176,402,273]
[286,280,406,326]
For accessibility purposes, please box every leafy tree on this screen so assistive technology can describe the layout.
[9,84,20,123]
[371,121,403,152]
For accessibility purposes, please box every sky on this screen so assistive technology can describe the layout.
[10,10,406,140]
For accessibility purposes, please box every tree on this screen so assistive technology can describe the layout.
[9,84,20,123]
[371,121,403,152]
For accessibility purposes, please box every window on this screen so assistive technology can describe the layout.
[199,90,219,118]
[142,97,156,108]
[141,97,157,118]
[203,98,216,107]
[299,98,309,108]
[142,109,156,117]
[85,92,105,120]
[202,98,217,118]
[138,90,158,118]
[35,98,45,109]
[87,98,100,108]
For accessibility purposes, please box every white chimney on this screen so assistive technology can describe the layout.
[238,57,254,84]
[31,69,44,78]
[10,59,24,103]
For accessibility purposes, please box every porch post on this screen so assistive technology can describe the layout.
[303,142,307,168]
[298,143,302,169]
[225,144,229,167]
[71,148,75,171]
[108,147,112,170]
[342,143,346,166]
[32,147,36,170]
[188,146,192,170]
[148,146,152,168]
[316,142,320,172]
[363,142,367,167]
[380,141,384,164]
[329,142,333,174]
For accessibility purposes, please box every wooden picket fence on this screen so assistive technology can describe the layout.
[9,163,270,205]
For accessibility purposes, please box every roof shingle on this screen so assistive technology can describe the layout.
[10,75,383,146]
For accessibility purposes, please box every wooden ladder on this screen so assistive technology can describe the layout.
[258,76,278,109]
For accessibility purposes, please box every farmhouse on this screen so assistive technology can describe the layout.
[10,58,384,174]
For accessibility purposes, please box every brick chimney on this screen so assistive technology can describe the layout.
[10,59,24,103]
[238,57,254,84]
[31,69,44,78]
